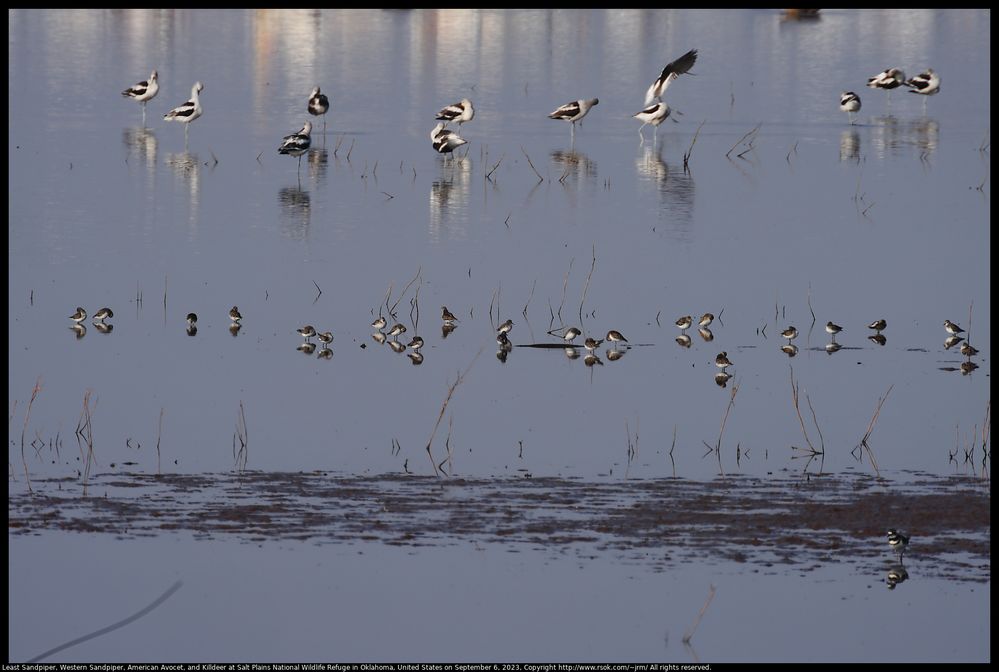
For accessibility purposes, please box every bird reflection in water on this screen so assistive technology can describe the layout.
[839,130,860,162]
[550,149,597,190]
[122,127,158,171]
[278,186,311,239]
[637,144,696,237]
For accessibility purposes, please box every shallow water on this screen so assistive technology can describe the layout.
[8,8,991,663]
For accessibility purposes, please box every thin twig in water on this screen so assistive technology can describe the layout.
[683,120,705,171]
[789,366,818,454]
[522,147,544,183]
[389,267,422,315]
[578,245,596,324]
[807,284,816,324]
[523,278,536,318]
[726,123,761,158]
[485,155,504,181]
[682,584,716,644]
[857,385,892,477]
[20,377,42,493]
[558,257,574,322]
[425,351,483,477]
[156,407,164,475]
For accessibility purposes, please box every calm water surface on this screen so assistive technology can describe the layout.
[8,8,990,663]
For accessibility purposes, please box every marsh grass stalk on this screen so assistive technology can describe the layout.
[856,385,893,477]
[522,278,536,318]
[425,351,482,477]
[389,267,422,316]
[727,123,760,158]
[668,424,677,478]
[485,155,503,181]
[76,389,97,493]
[521,147,544,183]
[683,120,705,172]
[789,367,822,455]
[156,408,164,475]
[682,584,716,644]
[233,401,248,472]
[578,245,596,325]
[20,377,43,493]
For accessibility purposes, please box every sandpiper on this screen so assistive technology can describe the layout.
[887,529,909,558]
[563,326,582,343]
[371,316,387,330]
[186,313,198,327]
[317,331,333,347]
[229,306,242,323]
[407,336,424,350]
[868,319,887,332]
[388,323,407,338]
[781,326,798,341]
[583,337,603,352]
[826,321,844,339]
[606,330,628,347]
[959,342,979,358]
[93,307,114,321]
[441,306,459,324]
[298,325,317,340]
[715,352,733,369]
[498,319,514,335]
[675,315,693,331]
[943,320,965,336]
[699,313,714,328]
[69,307,87,323]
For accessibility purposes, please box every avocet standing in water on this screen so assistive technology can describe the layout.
[905,69,940,111]
[121,70,159,125]
[430,122,468,163]
[644,48,698,107]
[633,101,672,142]
[307,86,330,135]
[278,121,313,172]
[163,81,204,146]
[549,98,599,141]
[866,68,906,107]
[840,91,861,125]
[435,98,475,127]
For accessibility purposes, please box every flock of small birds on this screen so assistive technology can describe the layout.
[840,67,941,125]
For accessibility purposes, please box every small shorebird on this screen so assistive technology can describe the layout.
[563,326,582,343]
[699,313,715,328]
[867,68,906,106]
[186,313,198,327]
[583,337,603,352]
[92,307,114,321]
[868,319,887,332]
[298,325,317,340]
[307,86,330,134]
[279,121,312,173]
[388,323,407,338]
[317,331,333,347]
[549,98,599,140]
[441,306,459,324]
[826,321,844,339]
[781,326,798,341]
[675,315,693,331]
[122,70,159,125]
[633,101,671,142]
[69,307,87,323]
[840,91,861,125]
[435,98,475,127]
[887,529,909,558]
[605,330,628,348]
[229,306,242,323]
[715,352,733,369]
[371,316,387,330]
[163,81,204,146]
[960,342,979,358]
[644,48,698,107]
[498,319,514,335]
[407,336,424,351]
[905,68,940,110]
[943,320,965,336]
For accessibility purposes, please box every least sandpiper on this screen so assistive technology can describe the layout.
[868,319,887,332]
[781,326,798,341]
[943,320,965,336]
[388,323,407,338]
[93,307,114,321]
[699,313,714,328]
[317,331,333,346]
[441,306,459,324]
[563,326,582,343]
[781,344,799,358]
[825,321,844,338]
[715,352,733,369]
[887,529,909,558]
[606,330,628,347]
[675,334,692,348]
[298,325,317,340]
[498,319,514,335]
[675,315,693,331]
[69,307,87,323]
[583,337,603,351]
[371,316,387,330]
[229,306,242,322]
[407,336,425,350]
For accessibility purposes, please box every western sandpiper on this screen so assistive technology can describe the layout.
[371,316,387,330]
[943,320,965,336]
[606,330,628,347]
[93,307,114,321]
[826,321,844,338]
[675,315,693,331]
[407,336,425,350]
[186,313,198,327]
[441,306,459,324]
[388,323,407,338]
[583,337,603,351]
[960,342,979,357]
[317,331,333,346]
[781,326,798,341]
[498,319,514,335]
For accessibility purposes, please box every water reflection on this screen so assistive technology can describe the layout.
[317,347,333,360]
[298,341,316,355]
[868,333,886,346]
[229,323,242,338]
[307,147,329,184]
[869,117,939,159]
[441,323,457,339]
[122,127,158,172]
[675,334,692,349]
[278,185,311,239]
[636,144,695,238]
[165,152,202,226]
[715,372,732,388]
[551,149,597,192]
[839,130,860,162]
[429,159,471,242]
[886,563,909,590]
[93,322,113,334]
[70,324,86,339]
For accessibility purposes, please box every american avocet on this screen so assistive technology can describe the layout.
[905,69,940,111]
[866,68,906,107]
[644,48,698,107]
[122,70,159,125]
[431,122,468,163]
[163,81,204,146]
[435,98,474,127]
[633,101,672,142]
[278,121,312,172]
[308,86,330,134]
[549,98,599,141]
[840,91,861,125]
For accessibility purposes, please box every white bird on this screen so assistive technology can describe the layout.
[430,122,467,163]
[278,121,313,172]
[549,98,599,141]
[905,69,940,112]
[163,81,204,146]
[867,68,906,106]
[840,91,861,125]
[307,86,330,134]
[435,98,474,127]
[121,70,159,125]
[633,101,672,142]
[644,48,698,107]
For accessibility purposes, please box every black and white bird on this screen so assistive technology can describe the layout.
[887,529,910,558]
[307,86,330,134]
[644,48,698,107]
[549,98,599,140]
[163,81,204,145]
[633,101,672,142]
[430,122,468,162]
[905,69,940,111]
[278,121,313,172]
[122,70,159,125]
[840,91,861,125]
[867,68,906,106]
[435,98,474,127]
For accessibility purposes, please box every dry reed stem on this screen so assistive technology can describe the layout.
[20,377,42,493]
[858,385,893,477]
[682,584,716,644]
[521,147,543,183]
[683,120,705,170]
[578,245,596,324]
[425,350,483,477]
[789,367,817,454]
[389,267,422,315]
[558,257,574,322]
[522,278,537,318]
[156,407,164,475]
